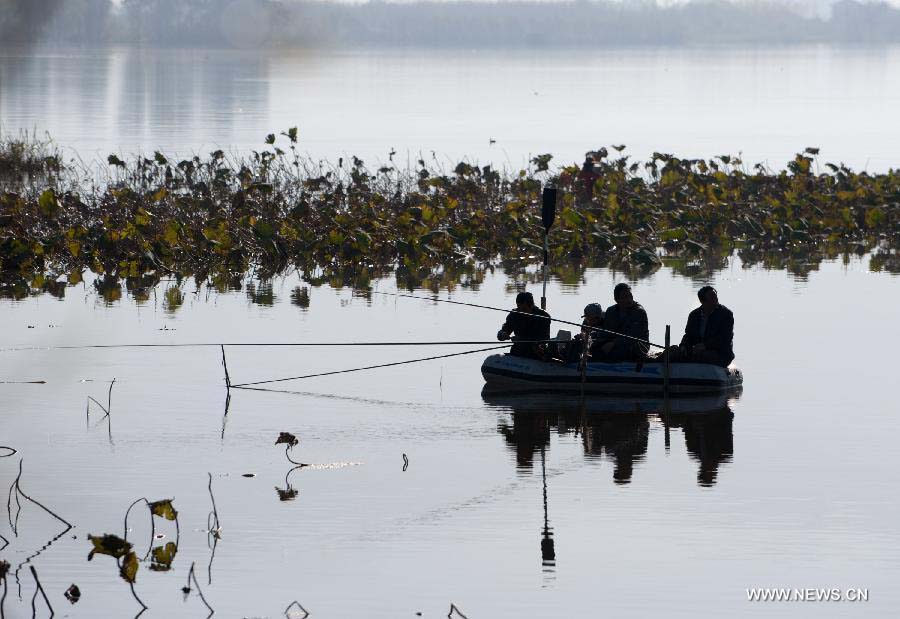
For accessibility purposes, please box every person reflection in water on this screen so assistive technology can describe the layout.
[492,397,734,486]
[668,407,734,486]
[497,291,551,359]
[497,407,649,483]
[581,414,650,484]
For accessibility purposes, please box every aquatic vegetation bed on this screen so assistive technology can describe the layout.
[1,131,898,300]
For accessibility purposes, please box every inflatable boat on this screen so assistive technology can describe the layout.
[481,353,743,395]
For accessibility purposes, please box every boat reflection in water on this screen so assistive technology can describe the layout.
[483,388,741,576]
[485,388,740,486]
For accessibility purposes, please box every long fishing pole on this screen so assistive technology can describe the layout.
[230,344,510,388]
[0,340,554,353]
[369,291,665,349]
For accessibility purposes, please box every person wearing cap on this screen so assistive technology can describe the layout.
[595,283,649,361]
[675,286,734,366]
[564,302,605,361]
[497,291,551,359]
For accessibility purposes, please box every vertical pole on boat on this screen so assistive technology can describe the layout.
[663,325,671,397]
[663,325,672,450]
[540,186,557,311]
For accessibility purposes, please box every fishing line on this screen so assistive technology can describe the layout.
[370,290,665,349]
[230,345,511,388]
[0,340,553,353]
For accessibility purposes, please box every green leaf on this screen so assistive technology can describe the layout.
[38,189,60,217]
[265,134,276,145]
[253,220,275,240]
[660,227,687,242]
[148,499,178,521]
[107,154,126,168]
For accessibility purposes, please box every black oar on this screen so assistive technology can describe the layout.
[540,185,557,311]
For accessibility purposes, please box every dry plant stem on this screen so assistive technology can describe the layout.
[284,446,308,467]
[12,526,73,599]
[206,473,221,583]
[207,474,220,533]
[86,397,107,415]
[29,566,53,618]
[187,562,214,616]
[123,498,155,560]
[106,378,116,417]
[126,579,147,611]
[10,460,72,530]
[448,603,469,619]
[220,391,231,440]
[0,574,7,619]
[284,600,310,618]
[220,346,231,390]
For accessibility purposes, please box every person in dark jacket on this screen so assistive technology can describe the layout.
[497,291,551,359]
[595,283,649,361]
[677,286,734,366]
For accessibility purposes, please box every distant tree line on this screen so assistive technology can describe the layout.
[2,0,900,48]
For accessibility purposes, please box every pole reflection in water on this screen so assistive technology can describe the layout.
[539,445,555,583]
[488,388,739,575]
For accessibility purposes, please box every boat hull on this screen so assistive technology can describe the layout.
[481,354,743,395]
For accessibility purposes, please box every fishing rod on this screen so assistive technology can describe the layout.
[230,344,510,388]
[369,291,665,350]
[0,340,556,353]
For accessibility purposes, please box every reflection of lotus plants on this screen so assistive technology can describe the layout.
[2,132,898,301]
[89,497,181,611]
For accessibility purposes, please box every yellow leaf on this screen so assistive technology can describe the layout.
[120,551,139,583]
[148,499,178,521]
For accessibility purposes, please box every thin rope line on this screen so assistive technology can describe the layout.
[0,340,555,353]
[231,345,510,388]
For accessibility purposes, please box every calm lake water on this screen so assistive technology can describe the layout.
[2,46,900,170]
[1,254,898,617]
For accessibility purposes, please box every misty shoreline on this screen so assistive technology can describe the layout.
[2,0,900,50]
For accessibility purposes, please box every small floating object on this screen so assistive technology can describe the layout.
[155,533,166,539]
[242,473,256,478]
[481,354,743,394]
[65,584,81,604]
